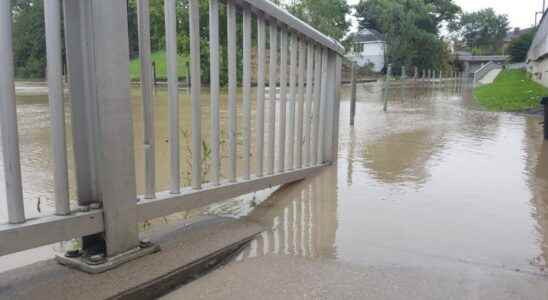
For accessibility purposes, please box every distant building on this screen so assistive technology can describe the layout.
[346,28,386,72]
[504,27,534,50]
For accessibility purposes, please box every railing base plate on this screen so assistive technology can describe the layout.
[55,243,160,274]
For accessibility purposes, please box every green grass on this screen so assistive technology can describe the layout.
[129,51,188,81]
[474,69,548,111]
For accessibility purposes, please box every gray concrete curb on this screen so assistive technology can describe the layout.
[0,216,263,300]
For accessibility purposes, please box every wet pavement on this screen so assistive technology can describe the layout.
[163,81,548,299]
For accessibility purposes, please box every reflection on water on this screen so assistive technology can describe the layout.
[234,167,338,260]
[221,81,548,274]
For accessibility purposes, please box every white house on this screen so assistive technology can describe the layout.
[346,28,386,72]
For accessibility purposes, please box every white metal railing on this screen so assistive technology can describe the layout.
[473,61,501,85]
[0,0,343,261]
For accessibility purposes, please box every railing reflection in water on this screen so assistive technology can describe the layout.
[233,167,338,260]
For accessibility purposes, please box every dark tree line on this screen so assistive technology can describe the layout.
[354,0,513,74]
[10,0,515,80]
[508,29,536,63]
[10,0,350,81]
[354,0,461,74]
[11,0,47,79]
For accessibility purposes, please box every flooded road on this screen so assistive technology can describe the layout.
[162,80,548,299]
[198,81,548,275]
[3,79,548,295]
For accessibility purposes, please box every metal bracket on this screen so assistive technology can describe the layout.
[55,242,160,274]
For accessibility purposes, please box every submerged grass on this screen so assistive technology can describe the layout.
[129,51,188,82]
[474,69,548,111]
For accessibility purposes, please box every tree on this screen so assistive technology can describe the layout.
[11,0,47,79]
[424,0,461,27]
[354,0,459,73]
[450,8,509,54]
[286,0,351,41]
[128,0,242,84]
[508,29,536,62]
[356,0,460,35]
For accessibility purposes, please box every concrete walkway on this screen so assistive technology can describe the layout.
[162,255,548,300]
[478,68,501,85]
[0,216,263,300]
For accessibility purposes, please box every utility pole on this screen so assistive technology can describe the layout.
[536,0,546,26]
[537,11,544,26]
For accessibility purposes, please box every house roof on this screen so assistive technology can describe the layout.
[504,27,534,42]
[352,28,384,43]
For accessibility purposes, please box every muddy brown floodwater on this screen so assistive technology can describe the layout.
[2,81,548,297]
[202,82,548,274]
[166,81,548,299]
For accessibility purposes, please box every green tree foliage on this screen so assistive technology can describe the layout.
[286,0,351,41]
[354,0,460,73]
[11,0,47,79]
[128,0,243,84]
[10,0,341,82]
[508,29,536,63]
[425,0,461,26]
[450,8,509,54]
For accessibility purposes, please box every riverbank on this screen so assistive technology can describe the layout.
[129,51,188,82]
[474,69,547,111]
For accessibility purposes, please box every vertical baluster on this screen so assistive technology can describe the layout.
[311,47,322,165]
[227,2,237,182]
[189,0,202,189]
[278,29,288,173]
[137,0,156,198]
[0,3,24,223]
[165,0,180,194]
[209,0,220,185]
[303,42,314,167]
[318,48,328,163]
[295,38,306,169]
[256,17,266,177]
[287,33,297,170]
[325,52,339,162]
[44,0,70,215]
[267,23,278,175]
[242,9,252,180]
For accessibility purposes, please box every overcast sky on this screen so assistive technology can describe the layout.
[345,0,543,33]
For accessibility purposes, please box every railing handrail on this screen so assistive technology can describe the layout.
[241,0,345,55]
[473,61,500,83]
[474,61,496,74]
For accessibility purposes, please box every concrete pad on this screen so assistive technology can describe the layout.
[478,69,501,85]
[0,216,263,300]
[161,255,548,300]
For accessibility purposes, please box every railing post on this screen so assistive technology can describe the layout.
[332,55,342,162]
[45,0,71,216]
[0,2,25,224]
[63,0,140,261]
[325,51,341,163]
